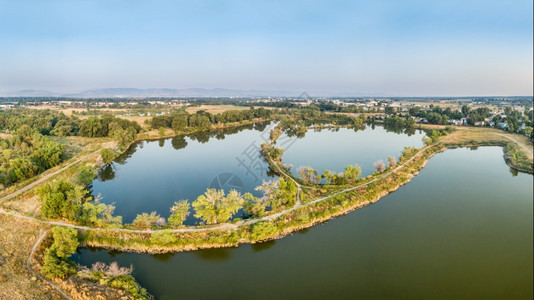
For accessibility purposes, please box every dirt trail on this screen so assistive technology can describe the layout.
[492,133,533,159]
[0,150,100,204]
[0,145,431,234]
[26,229,73,300]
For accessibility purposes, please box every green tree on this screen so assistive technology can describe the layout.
[37,180,86,220]
[150,230,177,245]
[41,227,79,279]
[171,116,188,132]
[343,164,361,183]
[76,165,95,186]
[79,200,122,227]
[132,212,162,228]
[168,200,190,226]
[192,189,244,224]
[322,169,334,184]
[79,117,104,137]
[250,221,277,241]
[101,148,116,164]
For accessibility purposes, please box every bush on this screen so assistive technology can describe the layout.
[150,230,177,246]
[76,165,96,186]
[250,221,277,241]
[101,148,116,164]
[41,227,79,279]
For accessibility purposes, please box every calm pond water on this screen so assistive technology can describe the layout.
[75,147,533,299]
[92,123,423,223]
[91,122,275,223]
[282,125,425,177]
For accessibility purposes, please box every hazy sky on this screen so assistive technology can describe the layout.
[0,0,532,96]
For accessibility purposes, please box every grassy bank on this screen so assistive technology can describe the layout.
[79,143,444,253]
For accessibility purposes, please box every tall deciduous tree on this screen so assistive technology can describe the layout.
[192,189,244,224]
[168,200,190,226]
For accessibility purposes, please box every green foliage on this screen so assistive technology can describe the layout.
[192,189,244,224]
[250,221,277,241]
[158,127,165,136]
[243,192,266,217]
[76,165,96,186]
[79,115,140,139]
[384,116,415,128]
[262,144,285,161]
[50,227,79,258]
[401,147,418,160]
[297,166,320,184]
[41,227,79,279]
[343,164,361,183]
[78,200,122,227]
[254,178,297,211]
[132,212,162,228]
[101,148,116,164]
[37,180,86,220]
[108,275,151,299]
[171,115,188,132]
[0,132,65,186]
[168,200,190,226]
[150,230,178,245]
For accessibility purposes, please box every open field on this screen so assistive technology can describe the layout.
[185,104,250,114]
[0,214,60,299]
[438,126,532,159]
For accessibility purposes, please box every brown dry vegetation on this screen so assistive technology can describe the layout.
[441,126,533,159]
[0,214,60,299]
[185,104,250,114]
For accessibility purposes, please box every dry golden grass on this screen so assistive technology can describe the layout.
[0,215,59,300]
[185,104,250,114]
[439,126,533,159]
[120,115,151,127]
[0,133,13,139]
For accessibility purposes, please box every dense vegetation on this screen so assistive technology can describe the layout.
[150,107,272,132]
[0,128,65,186]
[0,109,141,187]
[37,179,122,227]
[41,227,79,279]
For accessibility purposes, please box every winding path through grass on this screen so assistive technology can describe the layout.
[0,144,432,234]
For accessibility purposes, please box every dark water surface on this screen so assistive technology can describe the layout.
[91,123,424,223]
[76,147,533,299]
[282,125,425,177]
[91,123,275,223]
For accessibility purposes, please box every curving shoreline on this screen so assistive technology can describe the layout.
[80,143,444,253]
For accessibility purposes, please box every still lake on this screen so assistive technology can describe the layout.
[77,146,533,299]
[92,123,424,223]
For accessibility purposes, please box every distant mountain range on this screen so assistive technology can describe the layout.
[3,88,301,98]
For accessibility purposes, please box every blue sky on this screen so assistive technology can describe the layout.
[0,0,532,96]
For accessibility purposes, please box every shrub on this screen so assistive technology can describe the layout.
[250,221,277,241]
[101,148,116,164]
[41,227,79,279]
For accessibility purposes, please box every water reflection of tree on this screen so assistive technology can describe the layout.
[189,131,211,143]
[171,136,188,150]
[98,164,116,181]
[254,122,268,132]
[114,143,139,165]
[382,124,417,136]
